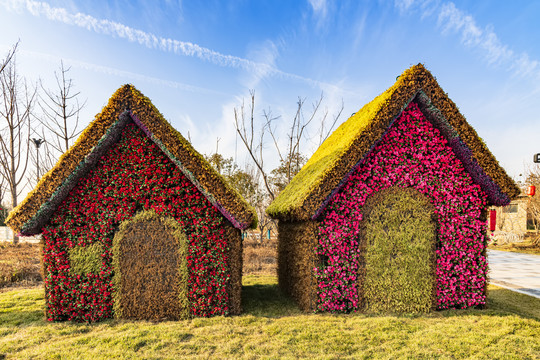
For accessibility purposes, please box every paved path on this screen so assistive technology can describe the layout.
[488,249,540,299]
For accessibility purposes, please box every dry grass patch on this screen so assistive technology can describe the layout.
[488,237,540,255]
[242,236,277,275]
[0,242,41,290]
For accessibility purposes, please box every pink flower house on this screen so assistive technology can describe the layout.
[266,64,519,312]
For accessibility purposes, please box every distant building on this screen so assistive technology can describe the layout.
[494,195,528,235]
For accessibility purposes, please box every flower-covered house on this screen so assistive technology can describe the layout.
[7,85,257,322]
[267,64,519,313]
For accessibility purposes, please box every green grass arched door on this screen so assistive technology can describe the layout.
[358,187,436,312]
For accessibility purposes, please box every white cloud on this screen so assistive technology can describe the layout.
[510,52,540,78]
[438,3,513,66]
[308,0,333,30]
[176,113,199,143]
[398,1,540,79]
[9,0,255,69]
[394,0,418,13]
[20,49,224,95]
[1,0,342,91]
[394,0,440,18]
[244,40,280,89]
[309,0,328,18]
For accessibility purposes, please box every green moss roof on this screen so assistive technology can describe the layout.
[7,85,257,234]
[266,64,520,221]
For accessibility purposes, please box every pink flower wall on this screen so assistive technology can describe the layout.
[316,102,488,312]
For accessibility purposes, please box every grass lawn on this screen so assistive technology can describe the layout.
[0,275,539,359]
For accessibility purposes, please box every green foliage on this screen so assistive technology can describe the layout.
[361,187,436,313]
[205,153,258,203]
[68,243,103,276]
[269,152,307,195]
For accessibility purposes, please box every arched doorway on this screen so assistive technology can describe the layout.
[358,187,436,312]
[112,211,189,320]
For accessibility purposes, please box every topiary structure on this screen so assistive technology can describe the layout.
[268,64,519,313]
[359,187,436,313]
[112,210,189,321]
[6,85,256,322]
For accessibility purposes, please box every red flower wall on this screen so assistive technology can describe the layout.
[316,102,489,311]
[42,121,231,322]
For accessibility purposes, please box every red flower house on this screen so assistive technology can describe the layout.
[7,85,257,322]
[266,64,519,313]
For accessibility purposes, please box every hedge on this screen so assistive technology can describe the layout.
[359,187,436,313]
[112,210,189,321]
[41,121,241,321]
[315,102,491,311]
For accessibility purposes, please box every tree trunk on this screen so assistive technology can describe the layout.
[10,188,18,244]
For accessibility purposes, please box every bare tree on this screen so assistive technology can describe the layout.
[234,91,344,200]
[0,42,19,207]
[0,42,18,75]
[317,99,344,147]
[234,91,276,200]
[0,54,36,243]
[234,91,344,243]
[38,61,85,156]
[0,173,6,222]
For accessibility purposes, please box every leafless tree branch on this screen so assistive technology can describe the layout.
[38,61,86,156]
[234,91,276,201]
[0,51,36,243]
[0,41,18,75]
[319,99,344,146]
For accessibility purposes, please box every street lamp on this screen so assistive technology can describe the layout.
[31,138,45,183]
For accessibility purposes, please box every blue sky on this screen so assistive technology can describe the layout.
[1,0,539,185]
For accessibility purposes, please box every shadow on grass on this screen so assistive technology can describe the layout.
[485,287,540,321]
[241,275,301,318]
[3,277,538,326]
[241,276,540,321]
[0,310,44,326]
[373,287,540,321]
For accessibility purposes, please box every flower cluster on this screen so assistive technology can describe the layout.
[316,102,488,312]
[42,122,231,321]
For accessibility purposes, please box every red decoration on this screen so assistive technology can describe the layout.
[528,185,535,197]
[489,210,497,231]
